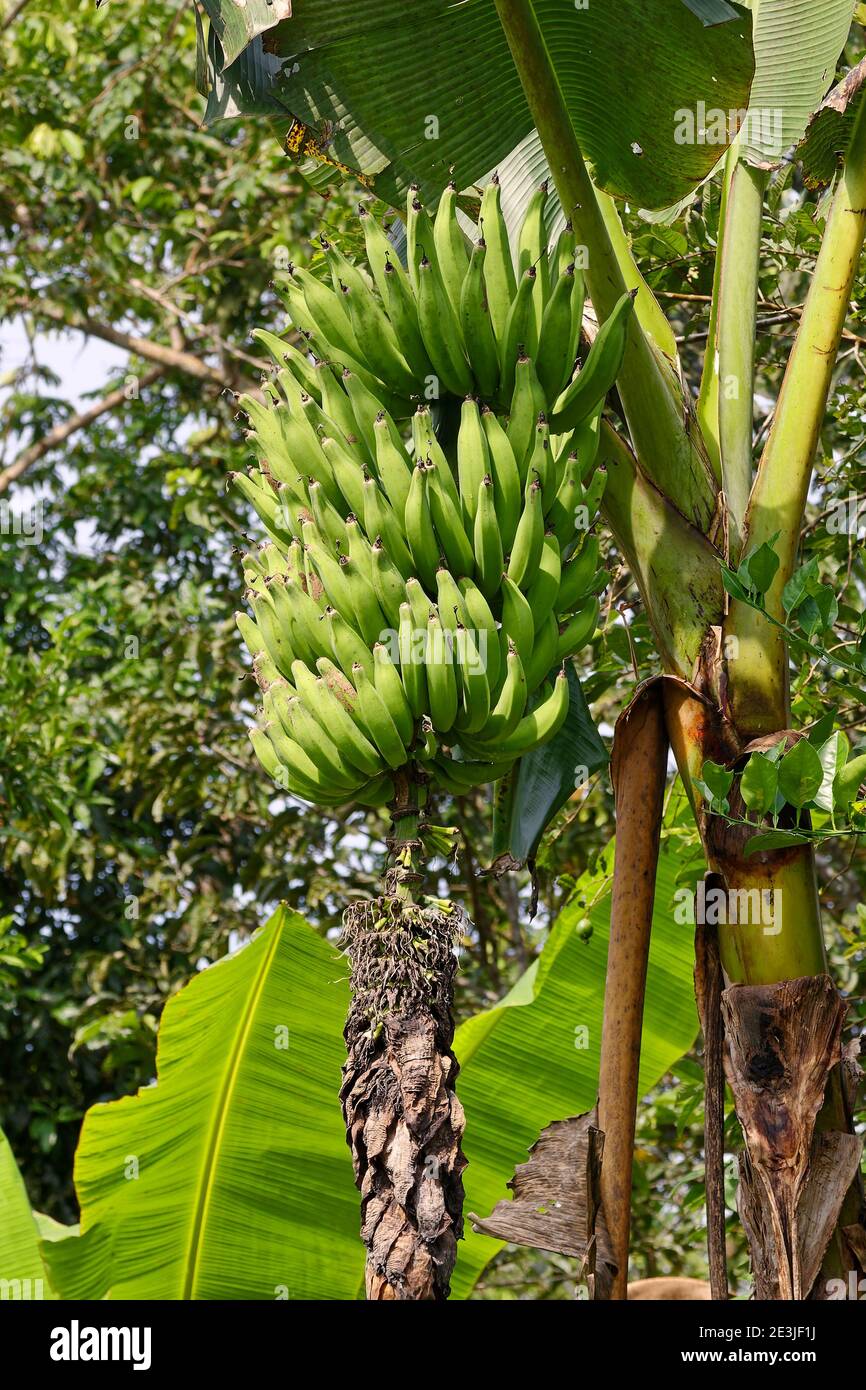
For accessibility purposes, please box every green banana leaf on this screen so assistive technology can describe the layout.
[451,832,697,1296]
[44,907,360,1300]
[501,663,609,868]
[0,1125,55,1299]
[201,0,754,211]
[738,0,857,168]
[47,842,696,1300]
[796,56,866,188]
[495,1,856,236]
[199,0,292,68]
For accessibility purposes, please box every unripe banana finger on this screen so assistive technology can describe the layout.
[523,612,559,693]
[352,661,409,770]
[557,595,600,661]
[479,175,518,346]
[373,642,415,746]
[425,613,459,733]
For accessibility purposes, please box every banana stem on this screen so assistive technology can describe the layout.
[491,0,717,533]
[726,93,866,734]
[716,158,768,558]
[387,766,424,903]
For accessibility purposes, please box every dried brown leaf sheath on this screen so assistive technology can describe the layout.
[340,897,466,1300]
[723,976,856,1299]
[598,680,668,1297]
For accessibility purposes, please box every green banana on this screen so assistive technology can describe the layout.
[417,255,474,398]
[320,365,371,465]
[480,405,521,552]
[434,182,470,321]
[265,715,359,801]
[308,479,347,551]
[319,434,367,519]
[557,595,600,660]
[370,539,408,628]
[523,611,558,692]
[507,476,544,589]
[427,467,475,580]
[267,576,317,667]
[404,461,441,592]
[471,668,569,759]
[425,611,459,733]
[249,590,295,677]
[434,754,512,792]
[517,181,549,341]
[235,196,631,810]
[398,601,427,720]
[479,174,517,346]
[550,289,636,432]
[537,263,576,403]
[527,530,563,627]
[352,660,408,770]
[457,576,501,696]
[251,328,322,399]
[552,219,576,280]
[453,622,491,734]
[304,532,357,618]
[279,692,360,791]
[500,267,538,399]
[525,417,553,509]
[236,611,266,659]
[341,553,388,648]
[507,353,547,474]
[340,280,417,397]
[414,405,461,512]
[252,650,281,691]
[372,415,413,526]
[230,470,294,547]
[456,396,490,532]
[381,256,432,382]
[557,535,600,614]
[357,202,401,301]
[250,726,286,784]
[291,660,382,778]
[485,641,527,740]
[278,575,331,663]
[459,238,500,399]
[405,575,435,635]
[473,475,504,600]
[325,605,374,679]
[320,232,373,305]
[362,473,414,578]
[372,641,415,746]
[290,263,360,360]
[436,566,471,634]
[499,572,535,666]
[406,190,437,296]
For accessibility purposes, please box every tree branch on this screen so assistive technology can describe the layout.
[0,367,165,493]
[12,298,246,390]
[1,0,32,31]
[128,278,268,375]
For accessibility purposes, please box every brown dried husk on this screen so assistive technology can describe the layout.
[340,895,467,1300]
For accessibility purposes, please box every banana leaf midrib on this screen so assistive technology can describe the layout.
[180,915,284,1299]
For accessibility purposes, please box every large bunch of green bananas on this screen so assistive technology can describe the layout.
[232,180,632,808]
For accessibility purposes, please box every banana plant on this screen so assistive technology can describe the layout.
[194,0,866,1299]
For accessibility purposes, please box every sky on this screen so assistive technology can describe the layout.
[1,316,126,411]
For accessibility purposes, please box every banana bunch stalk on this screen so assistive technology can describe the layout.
[233,179,631,810]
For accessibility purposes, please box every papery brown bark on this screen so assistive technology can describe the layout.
[340,895,466,1300]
